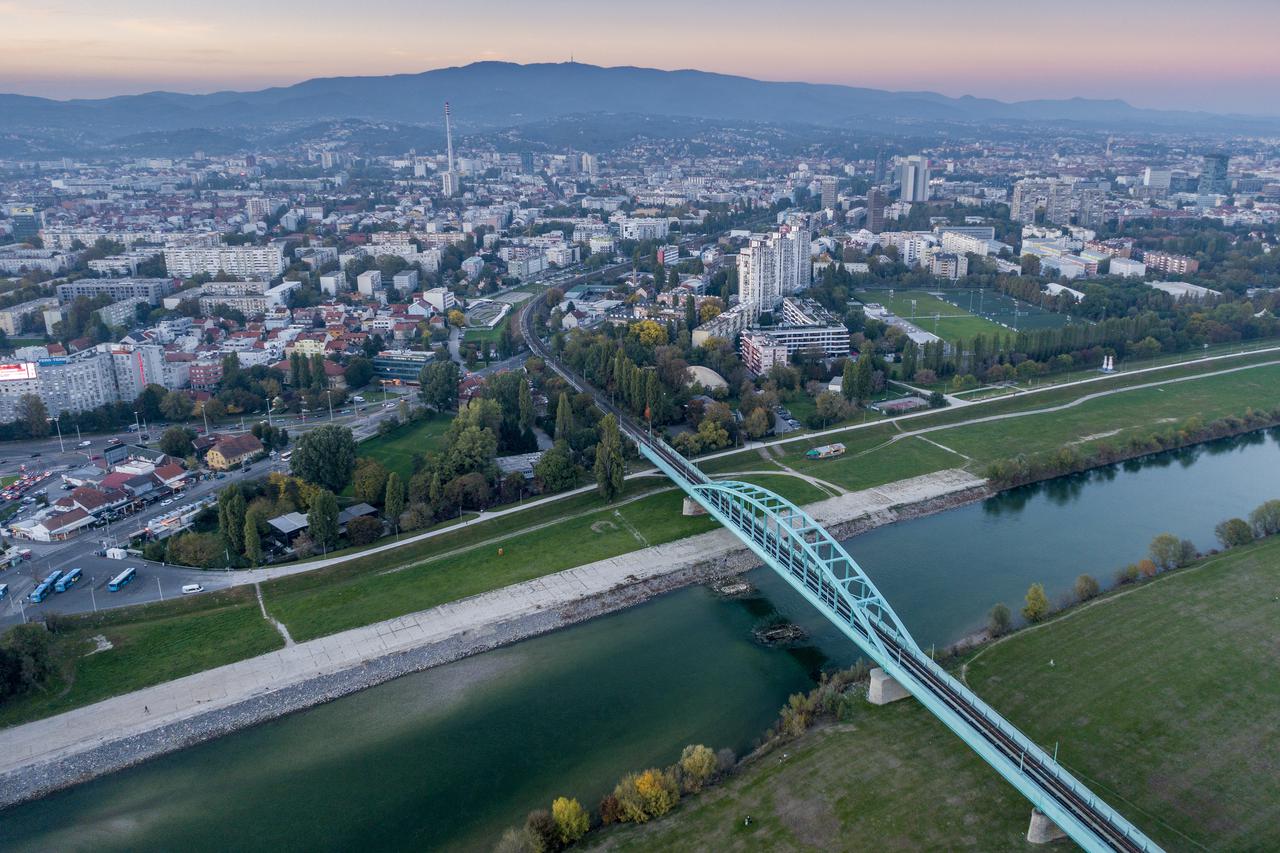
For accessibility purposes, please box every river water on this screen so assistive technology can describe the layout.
[5,431,1279,852]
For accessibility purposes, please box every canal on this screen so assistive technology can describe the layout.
[4,430,1279,851]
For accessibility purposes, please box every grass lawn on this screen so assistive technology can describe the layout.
[0,475,17,487]
[593,534,1280,852]
[355,416,452,480]
[0,588,283,728]
[265,488,718,642]
[854,289,1005,343]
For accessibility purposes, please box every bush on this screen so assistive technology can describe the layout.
[613,769,679,823]
[1137,558,1158,578]
[1215,517,1254,549]
[1074,574,1100,602]
[550,797,589,845]
[987,602,1012,636]
[678,744,717,793]
[1148,533,1184,571]
[1249,499,1280,537]
[345,515,383,546]
[597,794,623,826]
[1115,563,1141,585]
[1022,583,1050,622]
[494,827,534,853]
[523,810,560,853]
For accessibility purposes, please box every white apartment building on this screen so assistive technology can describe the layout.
[736,226,812,318]
[617,217,671,241]
[357,270,382,296]
[163,243,286,279]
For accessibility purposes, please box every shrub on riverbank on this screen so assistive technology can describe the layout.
[984,408,1280,489]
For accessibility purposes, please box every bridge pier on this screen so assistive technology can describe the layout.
[867,667,910,705]
[1026,808,1068,844]
[681,497,707,516]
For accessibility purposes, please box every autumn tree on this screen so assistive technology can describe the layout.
[1074,574,1099,602]
[16,394,50,437]
[1249,499,1280,537]
[1022,582,1049,622]
[1215,517,1254,549]
[678,744,717,793]
[551,797,589,845]
[1148,533,1184,571]
[352,458,390,505]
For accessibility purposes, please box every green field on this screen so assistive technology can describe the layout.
[855,289,1005,343]
[0,588,284,728]
[591,533,1280,852]
[354,416,451,480]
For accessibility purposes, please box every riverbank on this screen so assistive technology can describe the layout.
[0,468,988,808]
[588,527,1280,852]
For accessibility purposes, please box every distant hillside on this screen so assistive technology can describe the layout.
[2,61,1275,140]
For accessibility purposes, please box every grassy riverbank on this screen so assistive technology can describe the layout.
[589,533,1280,851]
[2,351,1278,729]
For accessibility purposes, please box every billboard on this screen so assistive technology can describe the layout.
[0,363,37,382]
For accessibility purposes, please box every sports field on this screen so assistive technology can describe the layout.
[855,289,1004,343]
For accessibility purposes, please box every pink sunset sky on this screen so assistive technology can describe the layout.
[4,0,1279,114]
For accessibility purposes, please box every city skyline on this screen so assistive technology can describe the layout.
[4,0,1280,115]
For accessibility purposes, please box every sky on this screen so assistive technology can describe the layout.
[4,0,1280,115]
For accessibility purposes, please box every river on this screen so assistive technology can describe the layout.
[4,430,1279,851]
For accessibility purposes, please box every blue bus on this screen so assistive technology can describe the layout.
[0,583,8,600]
[29,580,54,603]
[108,567,136,592]
[39,569,63,587]
[54,568,82,593]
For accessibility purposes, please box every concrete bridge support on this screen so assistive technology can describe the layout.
[681,497,708,516]
[1026,808,1068,844]
[867,667,910,705]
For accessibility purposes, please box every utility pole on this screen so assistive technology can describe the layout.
[156,576,164,601]
[50,417,65,453]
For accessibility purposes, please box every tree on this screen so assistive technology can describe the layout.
[523,810,559,853]
[345,515,383,545]
[630,319,667,347]
[553,392,574,442]
[218,484,246,556]
[1022,583,1049,623]
[160,390,194,422]
[850,351,873,404]
[419,361,461,412]
[1215,517,1254,549]
[16,394,50,437]
[244,511,263,565]
[352,458,390,505]
[307,489,339,551]
[551,797,589,846]
[814,390,847,426]
[634,768,679,819]
[1074,574,1099,602]
[384,471,406,529]
[1249,499,1280,537]
[840,358,857,402]
[291,424,357,492]
[344,357,374,389]
[743,407,770,440]
[1148,533,1185,571]
[678,744,717,793]
[987,603,1012,637]
[593,414,625,502]
[517,378,535,434]
[159,426,195,459]
[447,309,466,328]
[535,441,578,493]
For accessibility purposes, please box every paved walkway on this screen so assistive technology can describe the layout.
[0,468,983,780]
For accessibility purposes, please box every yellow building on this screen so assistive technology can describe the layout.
[205,433,264,470]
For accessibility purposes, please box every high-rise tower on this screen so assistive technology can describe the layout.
[442,102,458,197]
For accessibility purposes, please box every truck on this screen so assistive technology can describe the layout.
[805,443,846,460]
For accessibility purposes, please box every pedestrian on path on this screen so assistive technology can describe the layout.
[144,705,149,715]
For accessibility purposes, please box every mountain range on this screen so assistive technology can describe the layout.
[2,61,1275,141]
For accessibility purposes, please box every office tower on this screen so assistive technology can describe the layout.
[819,176,838,210]
[441,102,458,197]
[866,186,886,234]
[1198,153,1229,194]
[897,155,930,202]
[1143,167,1172,195]
[736,226,811,319]
[873,149,887,183]
[520,151,535,174]
[8,206,41,242]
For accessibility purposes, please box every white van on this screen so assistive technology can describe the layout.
[181,583,204,595]
[352,395,366,403]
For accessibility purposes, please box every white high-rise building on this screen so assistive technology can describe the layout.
[897,156,931,203]
[163,243,286,279]
[736,226,811,319]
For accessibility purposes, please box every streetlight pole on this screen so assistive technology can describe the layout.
[134,410,142,435]
[90,578,97,612]
[327,389,334,421]
[49,417,65,453]
[156,576,164,601]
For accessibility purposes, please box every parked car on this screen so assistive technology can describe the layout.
[78,440,91,448]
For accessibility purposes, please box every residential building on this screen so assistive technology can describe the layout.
[1198,153,1230,195]
[897,156,930,203]
[205,433,264,470]
[866,187,887,234]
[1142,250,1199,276]
[357,270,382,296]
[163,243,286,278]
[55,277,175,305]
[736,225,811,318]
